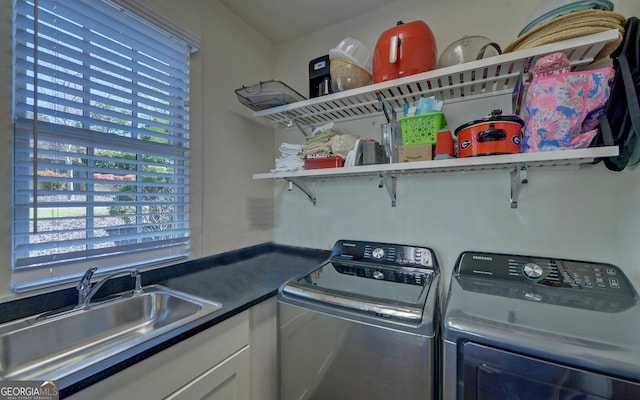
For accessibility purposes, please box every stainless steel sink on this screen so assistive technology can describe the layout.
[0,285,222,381]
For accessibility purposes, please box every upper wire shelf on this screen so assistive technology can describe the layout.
[253,29,620,129]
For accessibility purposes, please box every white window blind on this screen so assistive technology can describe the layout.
[12,0,192,291]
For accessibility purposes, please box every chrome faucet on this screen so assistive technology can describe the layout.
[77,267,143,309]
[77,267,97,308]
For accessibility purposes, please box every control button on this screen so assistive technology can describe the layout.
[522,263,544,279]
[420,249,433,266]
[609,278,620,289]
[606,267,617,276]
[372,248,385,260]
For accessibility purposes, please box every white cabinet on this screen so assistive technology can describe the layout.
[165,347,250,400]
[251,30,621,208]
[248,297,278,400]
[67,298,279,400]
[67,310,250,400]
[165,298,277,400]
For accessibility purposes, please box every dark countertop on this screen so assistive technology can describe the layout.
[0,242,329,398]
[162,251,328,307]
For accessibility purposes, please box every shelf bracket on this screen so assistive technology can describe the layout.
[287,179,316,206]
[285,115,312,137]
[510,163,528,208]
[379,173,397,207]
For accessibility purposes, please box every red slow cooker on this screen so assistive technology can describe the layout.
[373,20,437,83]
[455,110,524,157]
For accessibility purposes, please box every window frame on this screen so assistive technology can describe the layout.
[11,0,198,292]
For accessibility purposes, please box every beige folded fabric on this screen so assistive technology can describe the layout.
[504,9,627,60]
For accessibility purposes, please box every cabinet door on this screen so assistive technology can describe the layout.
[166,346,250,400]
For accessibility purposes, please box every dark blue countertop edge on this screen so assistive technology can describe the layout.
[0,242,327,324]
[0,242,330,398]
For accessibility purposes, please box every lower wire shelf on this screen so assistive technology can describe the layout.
[254,146,619,208]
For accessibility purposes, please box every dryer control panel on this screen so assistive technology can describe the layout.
[330,240,437,270]
[455,251,638,312]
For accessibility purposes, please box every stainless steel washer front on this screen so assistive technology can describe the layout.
[442,251,640,400]
[278,240,440,400]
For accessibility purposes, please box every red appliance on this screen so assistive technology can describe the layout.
[373,20,437,83]
[454,111,524,158]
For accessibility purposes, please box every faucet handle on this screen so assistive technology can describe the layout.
[78,267,97,290]
[130,269,143,295]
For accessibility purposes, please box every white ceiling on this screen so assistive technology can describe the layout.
[219,0,395,44]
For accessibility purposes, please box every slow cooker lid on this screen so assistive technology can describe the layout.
[455,110,524,134]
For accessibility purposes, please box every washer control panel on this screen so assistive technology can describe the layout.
[455,252,636,299]
[329,240,436,270]
[455,252,637,311]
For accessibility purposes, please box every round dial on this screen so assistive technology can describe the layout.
[373,270,385,280]
[371,248,385,260]
[522,263,544,279]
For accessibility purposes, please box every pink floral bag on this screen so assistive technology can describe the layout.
[523,53,615,152]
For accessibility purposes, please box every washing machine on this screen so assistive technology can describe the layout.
[442,251,640,399]
[278,239,440,400]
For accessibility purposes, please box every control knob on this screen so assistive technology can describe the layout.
[522,263,544,280]
[372,248,385,260]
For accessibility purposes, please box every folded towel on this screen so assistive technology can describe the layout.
[279,142,305,155]
[303,141,332,156]
[305,131,335,144]
[271,154,304,172]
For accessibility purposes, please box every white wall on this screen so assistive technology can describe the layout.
[269,0,640,289]
[617,167,640,287]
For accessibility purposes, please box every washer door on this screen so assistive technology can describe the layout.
[461,342,640,399]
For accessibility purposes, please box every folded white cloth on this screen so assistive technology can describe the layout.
[279,142,305,156]
[271,154,304,172]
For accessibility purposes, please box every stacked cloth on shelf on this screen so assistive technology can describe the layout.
[271,142,305,172]
[271,123,361,172]
[302,130,359,159]
[302,130,336,157]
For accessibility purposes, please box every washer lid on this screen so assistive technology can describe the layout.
[283,261,434,320]
[281,240,440,321]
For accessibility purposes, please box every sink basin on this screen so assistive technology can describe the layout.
[0,285,222,381]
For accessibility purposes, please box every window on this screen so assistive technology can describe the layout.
[12,0,196,291]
